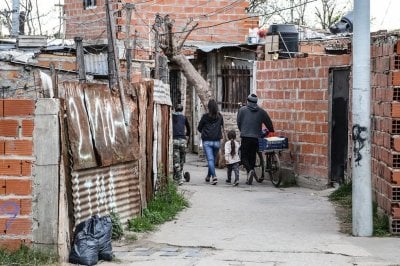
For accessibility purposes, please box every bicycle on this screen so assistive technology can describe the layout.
[253,137,288,187]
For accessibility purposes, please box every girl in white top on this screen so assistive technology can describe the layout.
[224,130,241,186]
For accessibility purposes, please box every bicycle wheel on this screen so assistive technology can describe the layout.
[254,151,265,183]
[268,152,281,187]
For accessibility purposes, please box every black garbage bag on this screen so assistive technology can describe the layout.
[96,215,113,261]
[69,215,114,265]
[69,217,99,266]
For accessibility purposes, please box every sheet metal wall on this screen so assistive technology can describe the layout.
[61,81,141,225]
[71,162,140,225]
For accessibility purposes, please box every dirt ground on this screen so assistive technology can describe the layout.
[332,202,352,235]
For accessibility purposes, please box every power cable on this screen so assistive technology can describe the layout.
[168,0,317,35]
[379,0,392,27]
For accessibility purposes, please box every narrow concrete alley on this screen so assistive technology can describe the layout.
[105,154,400,266]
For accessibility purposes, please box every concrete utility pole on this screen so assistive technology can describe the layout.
[290,0,294,24]
[352,0,373,236]
[11,0,20,37]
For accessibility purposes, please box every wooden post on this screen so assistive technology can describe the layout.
[153,14,162,80]
[265,35,279,60]
[125,3,134,82]
[49,63,58,98]
[133,30,137,60]
[105,0,128,124]
[74,37,86,83]
[105,0,117,88]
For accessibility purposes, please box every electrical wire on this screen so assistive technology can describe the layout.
[168,0,318,35]
[380,0,392,27]
[197,0,245,19]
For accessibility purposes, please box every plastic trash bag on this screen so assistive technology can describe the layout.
[69,215,113,265]
[69,217,99,266]
[96,215,113,261]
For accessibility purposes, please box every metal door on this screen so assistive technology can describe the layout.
[329,68,350,184]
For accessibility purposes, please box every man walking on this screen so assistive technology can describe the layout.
[172,104,191,185]
[237,94,274,185]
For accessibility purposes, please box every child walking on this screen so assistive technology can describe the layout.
[225,130,240,186]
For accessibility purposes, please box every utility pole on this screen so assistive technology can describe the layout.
[55,1,64,39]
[290,0,294,24]
[11,0,20,37]
[352,0,373,236]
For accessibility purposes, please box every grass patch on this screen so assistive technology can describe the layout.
[0,245,57,266]
[373,202,390,237]
[328,182,391,236]
[329,182,352,207]
[110,211,124,240]
[128,179,189,232]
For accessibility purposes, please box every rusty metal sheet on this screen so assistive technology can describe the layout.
[63,82,97,170]
[84,53,108,76]
[82,83,113,166]
[123,80,140,161]
[72,161,140,225]
[83,83,138,165]
[133,81,154,205]
[145,82,154,200]
[161,105,170,179]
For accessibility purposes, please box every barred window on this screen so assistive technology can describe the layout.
[169,69,181,108]
[220,66,251,112]
[83,0,96,9]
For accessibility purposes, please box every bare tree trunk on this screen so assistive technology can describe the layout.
[171,53,211,109]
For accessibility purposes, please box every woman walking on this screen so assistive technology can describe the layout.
[197,99,224,185]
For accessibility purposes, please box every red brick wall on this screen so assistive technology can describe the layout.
[371,38,400,234]
[0,99,34,250]
[64,0,257,45]
[256,55,351,187]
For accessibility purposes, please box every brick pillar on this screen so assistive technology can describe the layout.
[0,99,34,250]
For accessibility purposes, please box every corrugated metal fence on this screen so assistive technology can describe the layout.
[59,80,171,226]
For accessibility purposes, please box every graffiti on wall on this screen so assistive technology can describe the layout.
[61,81,141,225]
[0,202,20,233]
[352,124,367,166]
[63,82,138,170]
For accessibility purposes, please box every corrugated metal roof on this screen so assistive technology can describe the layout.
[0,50,35,63]
[184,41,244,52]
[85,53,108,76]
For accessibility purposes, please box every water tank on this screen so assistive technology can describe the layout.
[267,24,299,59]
[329,11,353,34]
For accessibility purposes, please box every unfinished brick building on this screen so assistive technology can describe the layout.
[64,0,258,55]
[255,33,400,234]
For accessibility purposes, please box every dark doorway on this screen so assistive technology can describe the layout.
[329,68,350,184]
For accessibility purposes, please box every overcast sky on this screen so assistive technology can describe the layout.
[1,0,399,36]
[369,0,399,31]
[287,0,399,32]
